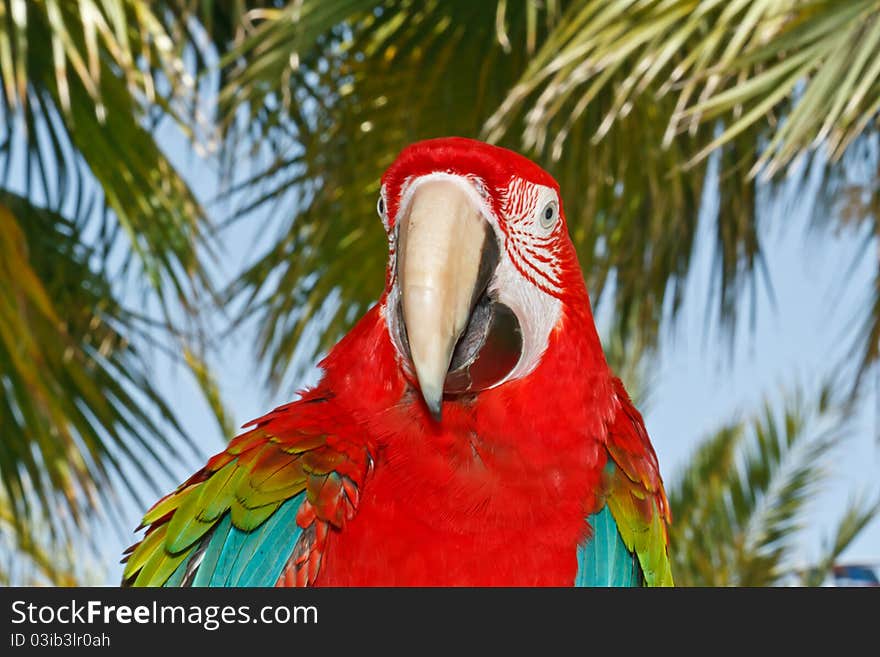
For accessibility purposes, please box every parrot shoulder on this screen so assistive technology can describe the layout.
[122,390,371,587]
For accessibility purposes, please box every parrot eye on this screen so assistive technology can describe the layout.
[377,196,386,218]
[539,200,558,229]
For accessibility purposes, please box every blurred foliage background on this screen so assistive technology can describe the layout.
[0,0,879,586]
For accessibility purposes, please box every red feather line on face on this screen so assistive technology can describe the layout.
[494,177,565,297]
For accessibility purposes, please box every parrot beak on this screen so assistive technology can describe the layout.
[397,179,496,421]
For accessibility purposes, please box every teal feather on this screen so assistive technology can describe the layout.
[576,505,642,587]
[164,554,189,587]
[209,516,250,586]
[166,494,306,587]
[228,493,305,587]
[190,513,232,587]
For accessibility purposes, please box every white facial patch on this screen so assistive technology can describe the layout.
[491,178,563,384]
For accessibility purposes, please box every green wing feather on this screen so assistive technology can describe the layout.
[602,461,673,587]
[122,396,368,587]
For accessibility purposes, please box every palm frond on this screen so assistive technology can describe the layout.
[0,0,212,310]
[0,488,86,586]
[799,492,880,586]
[667,382,861,586]
[485,0,880,177]
[0,2,245,577]
[481,0,880,377]
[0,192,194,539]
[681,0,880,178]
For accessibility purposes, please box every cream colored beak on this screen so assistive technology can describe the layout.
[397,179,489,420]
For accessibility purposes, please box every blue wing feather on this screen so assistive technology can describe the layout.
[164,554,189,587]
[190,513,232,586]
[165,493,306,587]
[231,496,305,587]
[576,505,642,587]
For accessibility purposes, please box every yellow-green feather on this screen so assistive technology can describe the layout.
[199,465,249,521]
[125,433,317,586]
[141,485,194,526]
[133,545,191,587]
[123,525,167,580]
[230,499,283,531]
[165,482,221,553]
[604,468,673,587]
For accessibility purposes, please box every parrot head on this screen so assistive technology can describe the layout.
[378,137,596,420]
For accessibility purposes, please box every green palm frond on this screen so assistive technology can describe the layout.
[0,0,211,308]
[0,488,88,586]
[667,382,878,586]
[0,1,243,581]
[0,1,243,536]
[601,316,656,410]
[483,0,880,375]
[800,493,880,586]
[680,0,880,177]
[485,0,880,177]
[0,192,194,534]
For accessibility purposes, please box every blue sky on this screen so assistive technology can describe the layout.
[645,150,880,569]
[93,120,880,585]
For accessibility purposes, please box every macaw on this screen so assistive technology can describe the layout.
[123,137,673,587]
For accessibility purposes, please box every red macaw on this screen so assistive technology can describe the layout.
[123,137,672,587]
